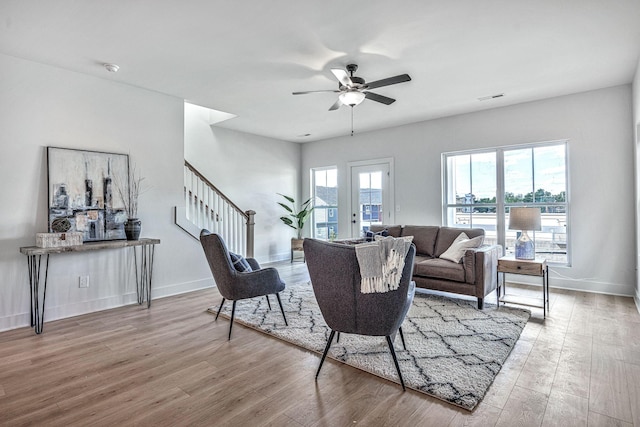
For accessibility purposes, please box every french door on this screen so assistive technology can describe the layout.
[350,160,393,237]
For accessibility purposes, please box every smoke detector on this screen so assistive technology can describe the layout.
[103,63,120,73]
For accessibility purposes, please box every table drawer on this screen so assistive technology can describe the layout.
[498,259,545,276]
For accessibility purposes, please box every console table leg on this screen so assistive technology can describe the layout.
[134,244,156,308]
[27,254,49,334]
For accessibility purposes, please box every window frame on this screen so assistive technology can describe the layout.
[442,140,570,266]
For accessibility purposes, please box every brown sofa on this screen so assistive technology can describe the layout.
[369,225,502,309]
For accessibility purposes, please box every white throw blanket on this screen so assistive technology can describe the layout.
[355,235,413,293]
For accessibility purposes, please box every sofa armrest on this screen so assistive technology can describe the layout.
[462,244,503,298]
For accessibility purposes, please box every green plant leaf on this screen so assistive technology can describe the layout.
[277,193,295,204]
[277,202,293,213]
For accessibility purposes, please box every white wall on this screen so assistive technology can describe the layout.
[0,54,212,332]
[302,85,635,296]
[184,103,301,263]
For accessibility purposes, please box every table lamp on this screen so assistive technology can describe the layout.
[509,207,541,260]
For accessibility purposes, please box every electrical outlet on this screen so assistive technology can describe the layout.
[79,276,89,288]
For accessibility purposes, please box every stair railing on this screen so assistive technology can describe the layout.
[179,161,255,257]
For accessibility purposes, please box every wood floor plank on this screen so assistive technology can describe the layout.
[590,347,634,423]
[541,389,588,427]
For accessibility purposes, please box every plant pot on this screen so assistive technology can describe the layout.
[124,218,142,241]
[291,237,305,263]
[291,238,304,252]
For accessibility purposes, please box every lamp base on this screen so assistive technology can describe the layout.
[515,230,535,260]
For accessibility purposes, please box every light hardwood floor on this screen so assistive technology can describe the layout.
[1,262,639,426]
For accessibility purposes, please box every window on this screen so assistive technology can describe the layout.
[443,141,569,264]
[311,167,338,239]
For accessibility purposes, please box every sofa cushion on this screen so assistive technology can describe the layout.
[369,224,402,238]
[434,227,484,258]
[414,258,466,283]
[365,228,388,241]
[439,232,484,263]
[401,225,439,257]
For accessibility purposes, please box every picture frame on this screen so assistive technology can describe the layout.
[47,147,130,242]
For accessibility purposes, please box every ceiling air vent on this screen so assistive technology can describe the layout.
[478,93,505,101]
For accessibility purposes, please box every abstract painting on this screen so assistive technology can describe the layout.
[47,147,129,242]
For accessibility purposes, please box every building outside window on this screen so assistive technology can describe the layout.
[311,167,338,239]
[442,140,569,265]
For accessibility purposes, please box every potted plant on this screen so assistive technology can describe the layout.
[277,193,314,256]
[116,165,145,240]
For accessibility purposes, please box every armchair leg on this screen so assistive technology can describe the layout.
[316,330,336,379]
[275,293,288,326]
[336,332,340,343]
[228,300,237,340]
[386,336,406,391]
[399,327,407,351]
[477,298,484,310]
[215,298,226,321]
[265,295,272,310]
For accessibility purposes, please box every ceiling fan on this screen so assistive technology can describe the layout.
[293,64,411,111]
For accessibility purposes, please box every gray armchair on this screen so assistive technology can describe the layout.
[303,238,416,390]
[200,230,287,340]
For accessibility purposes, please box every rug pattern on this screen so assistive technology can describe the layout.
[209,282,529,410]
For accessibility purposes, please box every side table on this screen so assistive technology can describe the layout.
[497,255,549,317]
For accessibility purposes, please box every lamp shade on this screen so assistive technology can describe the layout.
[508,207,541,231]
[339,90,365,106]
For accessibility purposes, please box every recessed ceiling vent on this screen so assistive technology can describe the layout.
[478,93,504,101]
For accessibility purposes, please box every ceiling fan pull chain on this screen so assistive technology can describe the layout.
[351,107,354,137]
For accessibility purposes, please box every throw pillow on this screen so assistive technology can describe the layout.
[439,232,484,263]
[365,228,388,242]
[229,252,253,272]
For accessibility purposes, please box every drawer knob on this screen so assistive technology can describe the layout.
[517,266,521,269]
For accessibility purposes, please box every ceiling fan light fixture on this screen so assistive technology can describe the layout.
[339,90,365,106]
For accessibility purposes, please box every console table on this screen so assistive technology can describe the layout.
[19,238,160,334]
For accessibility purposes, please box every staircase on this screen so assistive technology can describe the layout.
[176,161,255,257]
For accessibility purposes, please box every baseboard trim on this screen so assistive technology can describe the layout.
[503,273,634,297]
[0,277,214,333]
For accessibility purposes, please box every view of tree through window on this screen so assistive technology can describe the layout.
[311,167,338,239]
[443,141,569,264]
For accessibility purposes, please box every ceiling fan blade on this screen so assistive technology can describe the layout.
[365,92,396,105]
[328,99,343,111]
[365,74,411,90]
[292,89,340,95]
[331,68,353,87]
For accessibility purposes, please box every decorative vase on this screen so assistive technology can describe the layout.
[124,218,141,241]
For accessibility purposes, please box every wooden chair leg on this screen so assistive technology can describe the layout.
[386,336,406,391]
[316,330,336,379]
[215,298,226,321]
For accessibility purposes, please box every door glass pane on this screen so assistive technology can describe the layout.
[359,171,382,235]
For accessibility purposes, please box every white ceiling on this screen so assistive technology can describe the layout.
[2,1,639,142]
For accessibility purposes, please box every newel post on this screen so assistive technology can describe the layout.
[245,210,256,258]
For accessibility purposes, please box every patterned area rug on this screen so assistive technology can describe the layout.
[208,282,530,410]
